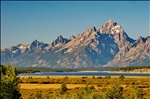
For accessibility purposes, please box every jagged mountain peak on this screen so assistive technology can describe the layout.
[79,26,97,41]
[79,26,97,39]
[26,39,49,51]
[98,19,124,34]
[54,35,69,43]
[29,39,41,47]
[59,27,99,54]
[33,39,38,42]
[55,35,69,43]
[105,35,150,67]
[91,26,97,31]
[135,36,147,44]
[84,26,97,33]
[45,35,70,50]
[30,39,40,44]
[107,19,115,24]
[98,19,134,49]
[1,19,149,67]
[146,36,150,42]
[57,35,63,40]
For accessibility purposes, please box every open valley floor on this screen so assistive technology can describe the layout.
[19,76,150,99]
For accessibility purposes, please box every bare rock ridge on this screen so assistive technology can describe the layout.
[45,35,70,50]
[98,19,135,49]
[69,35,76,40]
[1,19,150,67]
[98,19,118,34]
[105,36,150,67]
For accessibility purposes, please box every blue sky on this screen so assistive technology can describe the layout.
[1,1,150,49]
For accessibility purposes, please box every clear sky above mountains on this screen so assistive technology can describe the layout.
[1,1,150,49]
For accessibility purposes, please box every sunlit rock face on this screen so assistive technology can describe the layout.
[1,19,150,67]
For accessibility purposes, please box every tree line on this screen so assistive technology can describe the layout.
[112,66,150,72]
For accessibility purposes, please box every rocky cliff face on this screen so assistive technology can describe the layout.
[54,26,119,68]
[104,36,150,67]
[98,19,135,49]
[1,19,150,67]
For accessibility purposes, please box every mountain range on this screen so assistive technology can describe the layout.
[1,19,150,68]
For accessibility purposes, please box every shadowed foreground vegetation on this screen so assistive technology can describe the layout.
[0,63,21,99]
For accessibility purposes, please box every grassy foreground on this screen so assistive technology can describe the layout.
[19,76,150,99]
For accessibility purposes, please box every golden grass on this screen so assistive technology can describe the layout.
[20,84,90,89]
[19,76,150,99]
[20,83,130,90]
[19,76,150,90]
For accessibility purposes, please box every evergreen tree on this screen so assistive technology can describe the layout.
[60,83,67,93]
[0,63,21,99]
[119,75,125,80]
